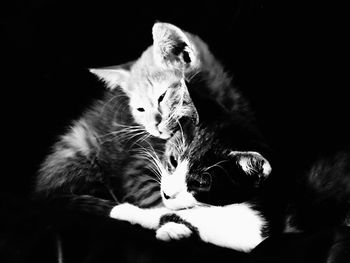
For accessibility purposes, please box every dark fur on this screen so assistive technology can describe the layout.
[175,87,271,205]
[287,151,350,231]
[36,86,164,214]
[159,88,275,239]
[163,91,350,237]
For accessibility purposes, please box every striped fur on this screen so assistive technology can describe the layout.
[35,23,203,214]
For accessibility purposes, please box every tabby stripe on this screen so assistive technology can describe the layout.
[139,193,162,208]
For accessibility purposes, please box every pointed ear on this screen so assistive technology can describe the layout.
[229,151,272,179]
[89,61,134,90]
[152,22,197,69]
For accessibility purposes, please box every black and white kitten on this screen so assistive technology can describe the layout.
[110,90,273,252]
[110,94,350,253]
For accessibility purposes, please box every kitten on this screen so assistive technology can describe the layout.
[110,90,273,252]
[109,23,349,254]
[35,23,199,213]
[90,23,199,140]
[110,96,350,252]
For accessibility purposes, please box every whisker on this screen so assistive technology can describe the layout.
[132,145,165,180]
[176,119,185,146]
[99,127,143,138]
[204,160,228,172]
[130,133,150,148]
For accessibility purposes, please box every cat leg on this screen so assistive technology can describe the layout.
[110,203,169,230]
[176,203,266,252]
[156,213,196,241]
[156,222,192,241]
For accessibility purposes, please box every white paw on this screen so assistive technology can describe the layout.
[109,203,139,222]
[156,222,192,241]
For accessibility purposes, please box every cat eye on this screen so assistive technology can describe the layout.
[188,174,212,192]
[137,108,145,112]
[158,91,167,104]
[169,155,178,168]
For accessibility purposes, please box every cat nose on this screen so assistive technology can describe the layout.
[155,114,162,125]
[163,191,176,200]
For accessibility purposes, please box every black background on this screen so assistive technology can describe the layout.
[1,1,348,198]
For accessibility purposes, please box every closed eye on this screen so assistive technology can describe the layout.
[188,173,212,192]
[158,91,167,103]
[169,155,178,168]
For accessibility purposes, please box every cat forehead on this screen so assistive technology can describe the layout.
[148,69,183,84]
[130,72,184,99]
[131,61,183,83]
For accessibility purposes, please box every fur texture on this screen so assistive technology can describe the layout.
[110,51,272,252]
[35,23,202,213]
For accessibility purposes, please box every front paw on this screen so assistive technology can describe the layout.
[109,203,139,222]
[156,222,192,241]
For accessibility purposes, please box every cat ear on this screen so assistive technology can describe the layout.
[229,151,272,179]
[89,61,134,90]
[152,22,197,69]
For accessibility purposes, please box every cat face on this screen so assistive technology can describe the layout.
[90,22,199,139]
[126,69,197,139]
[160,126,272,210]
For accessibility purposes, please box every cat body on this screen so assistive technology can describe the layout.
[37,86,164,209]
[107,23,350,254]
[101,23,273,252]
[35,23,199,212]
[37,22,273,252]
[110,88,273,252]
[110,92,350,252]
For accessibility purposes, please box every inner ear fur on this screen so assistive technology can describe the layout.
[152,22,196,69]
[229,151,272,179]
[89,61,134,90]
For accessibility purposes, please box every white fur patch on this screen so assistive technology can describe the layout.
[161,160,197,210]
[176,203,266,252]
[110,202,265,252]
[110,203,169,230]
[230,151,272,178]
[162,160,188,196]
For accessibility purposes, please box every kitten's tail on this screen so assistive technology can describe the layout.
[288,151,350,231]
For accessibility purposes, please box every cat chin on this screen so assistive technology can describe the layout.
[158,132,172,140]
[147,127,172,140]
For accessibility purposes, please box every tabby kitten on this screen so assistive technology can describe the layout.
[35,22,199,212]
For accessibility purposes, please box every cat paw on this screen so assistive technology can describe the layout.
[109,203,139,222]
[156,222,192,241]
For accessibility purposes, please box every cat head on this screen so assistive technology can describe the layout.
[89,22,200,139]
[159,121,272,210]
